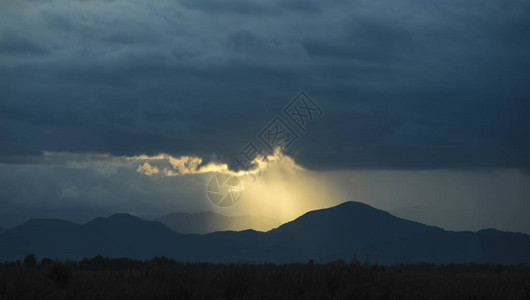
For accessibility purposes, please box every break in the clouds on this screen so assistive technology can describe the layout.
[1,0,529,172]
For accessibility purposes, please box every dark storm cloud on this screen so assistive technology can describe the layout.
[1,0,529,172]
[0,29,49,56]
[181,0,343,14]
[0,160,207,225]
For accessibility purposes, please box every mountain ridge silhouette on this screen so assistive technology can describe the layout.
[0,201,529,264]
[152,211,284,234]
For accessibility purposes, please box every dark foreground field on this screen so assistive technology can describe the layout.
[1,256,529,299]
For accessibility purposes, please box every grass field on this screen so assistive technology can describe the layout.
[1,256,529,299]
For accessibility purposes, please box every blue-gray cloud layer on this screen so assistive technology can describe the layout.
[1,0,529,172]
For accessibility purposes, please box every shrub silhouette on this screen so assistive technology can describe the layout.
[23,253,37,268]
[40,257,53,267]
[496,264,504,274]
[49,262,73,288]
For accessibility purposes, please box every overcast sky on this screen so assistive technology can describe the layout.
[1,0,529,232]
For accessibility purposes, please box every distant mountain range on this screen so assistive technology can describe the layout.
[0,208,113,229]
[151,212,284,234]
[1,202,529,264]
